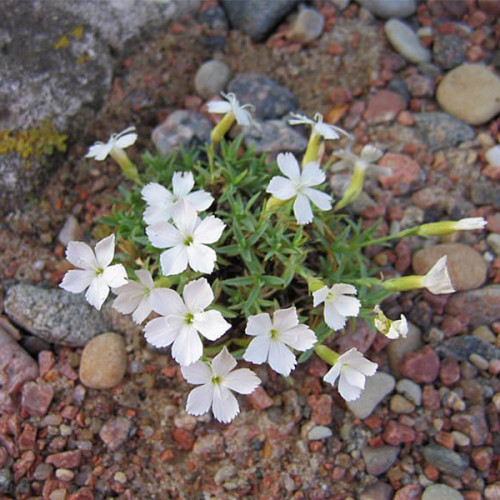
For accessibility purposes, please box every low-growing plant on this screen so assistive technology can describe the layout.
[60,94,486,423]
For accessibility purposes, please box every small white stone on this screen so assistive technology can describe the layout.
[356,0,416,18]
[486,145,500,167]
[307,425,333,441]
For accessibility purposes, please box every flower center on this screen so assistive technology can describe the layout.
[185,313,194,325]
[270,328,279,340]
[184,236,194,246]
[211,375,221,385]
[95,267,104,276]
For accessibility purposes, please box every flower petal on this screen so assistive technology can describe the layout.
[66,241,98,270]
[280,325,317,352]
[342,365,366,389]
[181,360,212,385]
[160,246,189,276]
[243,335,270,365]
[272,307,298,333]
[314,122,340,140]
[172,171,195,197]
[85,276,110,310]
[211,347,237,377]
[267,176,297,200]
[187,243,216,274]
[193,216,225,244]
[288,113,313,126]
[332,294,361,318]
[323,364,341,386]
[131,297,153,324]
[171,199,198,235]
[171,325,203,366]
[112,284,143,315]
[193,310,231,341]
[185,384,214,416]
[182,277,214,312]
[114,127,137,149]
[277,152,301,181]
[86,142,112,161]
[312,286,329,307]
[223,368,260,395]
[185,190,214,212]
[146,222,181,249]
[150,288,186,317]
[212,385,240,423]
[293,193,314,225]
[60,269,94,293]
[323,301,347,330]
[268,341,297,376]
[144,317,178,348]
[304,187,332,211]
[102,264,128,288]
[331,283,357,296]
[94,234,116,268]
[136,269,154,289]
[338,374,363,401]
[245,313,272,337]
[301,161,325,187]
[207,100,232,114]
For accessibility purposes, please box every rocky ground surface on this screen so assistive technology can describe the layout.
[1,0,500,499]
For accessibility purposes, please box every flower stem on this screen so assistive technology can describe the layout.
[110,148,142,186]
[314,344,339,366]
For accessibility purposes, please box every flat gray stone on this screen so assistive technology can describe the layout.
[346,372,395,419]
[423,484,464,500]
[4,283,110,347]
[384,19,431,64]
[445,286,500,326]
[362,446,400,475]
[422,444,469,477]
[243,120,307,155]
[357,0,417,18]
[436,335,500,362]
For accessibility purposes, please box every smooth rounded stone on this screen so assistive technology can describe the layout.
[487,233,500,256]
[445,286,500,327]
[486,144,500,167]
[387,322,423,377]
[412,243,487,292]
[99,416,135,451]
[287,7,324,43]
[437,335,500,362]
[422,444,469,477]
[243,120,307,155]
[227,73,297,120]
[384,20,431,64]
[152,110,212,157]
[396,379,422,406]
[220,0,299,42]
[79,333,127,389]
[437,64,500,125]
[362,446,400,476]
[433,34,466,70]
[307,425,333,440]
[360,481,394,500]
[470,181,500,208]
[423,484,463,500]
[390,394,415,414]
[472,325,496,344]
[414,112,475,151]
[194,60,231,99]
[346,372,396,419]
[4,284,110,347]
[356,0,416,18]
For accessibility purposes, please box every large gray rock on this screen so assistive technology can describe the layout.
[4,283,110,347]
[445,286,500,326]
[436,335,500,362]
[422,444,469,477]
[220,0,299,41]
[243,120,307,155]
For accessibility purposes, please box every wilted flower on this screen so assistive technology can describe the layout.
[312,283,361,331]
[266,152,332,225]
[182,347,260,423]
[60,234,127,310]
[243,307,317,376]
[288,112,350,141]
[373,305,408,339]
[144,277,231,366]
[141,172,213,225]
[415,217,487,237]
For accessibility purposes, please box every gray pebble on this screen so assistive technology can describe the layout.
[385,19,431,64]
[194,60,231,99]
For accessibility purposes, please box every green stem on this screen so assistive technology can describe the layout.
[110,148,142,185]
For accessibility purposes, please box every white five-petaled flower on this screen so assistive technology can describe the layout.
[206,92,255,126]
[373,305,408,339]
[312,283,361,331]
[288,112,351,140]
[243,307,317,376]
[144,277,231,366]
[146,199,225,276]
[181,346,261,423]
[323,348,378,401]
[60,234,127,310]
[141,172,214,225]
[113,269,165,324]
[423,255,455,294]
[266,152,333,225]
[85,126,137,161]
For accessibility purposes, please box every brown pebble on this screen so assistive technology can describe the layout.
[21,381,54,417]
[46,450,82,469]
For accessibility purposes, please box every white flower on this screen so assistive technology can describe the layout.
[454,217,487,230]
[141,172,214,225]
[146,199,225,276]
[113,269,166,324]
[181,346,260,423]
[373,305,408,339]
[423,255,455,294]
[312,284,361,331]
[266,152,333,225]
[144,277,231,366]
[243,307,317,376]
[60,234,127,310]
[323,348,378,401]
[85,126,137,161]
[207,92,254,126]
[288,112,351,140]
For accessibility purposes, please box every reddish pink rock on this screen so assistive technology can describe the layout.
[18,423,37,451]
[99,416,134,451]
[38,350,55,378]
[307,358,328,378]
[0,329,39,412]
[363,90,406,124]
[378,154,422,195]
[46,450,82,468]
[21,382,54,417]
[440,357,460,386]
[334,319,376,354]
[13,450,36,481]
[401,346,440,383]
[471,446,493,472]
[68,487,94,500]
[247,386,273,410]
[394,484,422,500]
[171,427,196,451]
[308,394,333,426]
[382,420,416,446]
